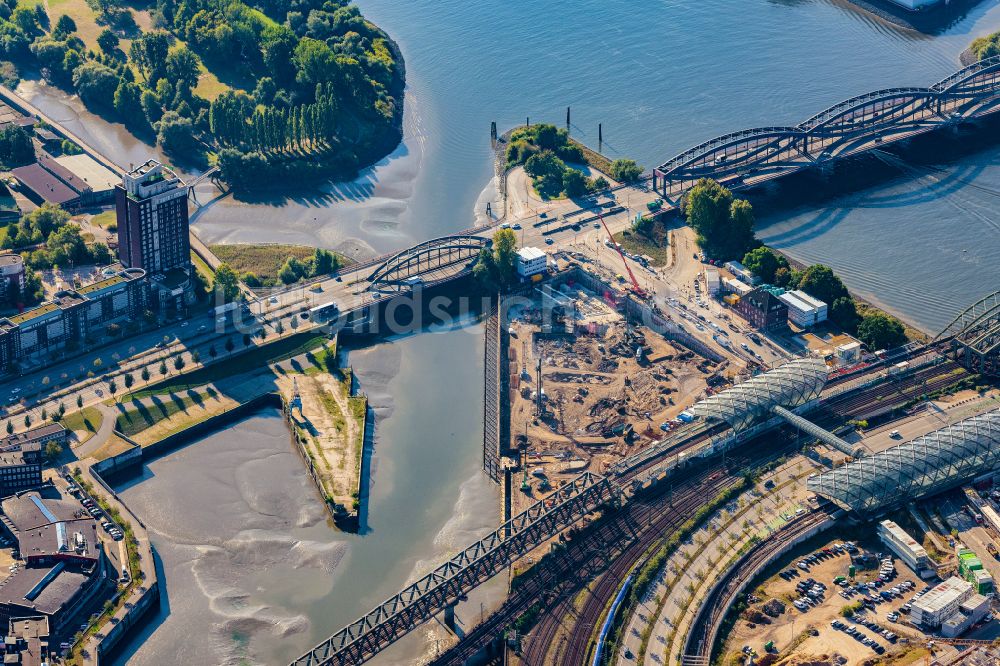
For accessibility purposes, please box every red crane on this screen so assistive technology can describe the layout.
[597,212,648,299]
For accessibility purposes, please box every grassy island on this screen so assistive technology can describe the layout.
[0,0,404,191]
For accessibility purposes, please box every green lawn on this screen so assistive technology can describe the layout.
[127,332,331,400]
[60,405,103,442]
[115,390,205,436]
[614,221,671,267]
[90,211,116,229]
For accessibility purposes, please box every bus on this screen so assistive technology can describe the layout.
[309,301,338,322]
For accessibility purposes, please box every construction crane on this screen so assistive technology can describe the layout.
[596,212,648,299]
[921,636,997,665]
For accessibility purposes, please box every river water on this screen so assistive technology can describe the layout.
[24,0,1000,663]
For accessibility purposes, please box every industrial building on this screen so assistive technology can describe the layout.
[736,286,789,332]
[115,160,190,276]
[0,490,111,638]
[10,151,117,210]
[877,520,931,573]
[808,408,1000,515]
[0,424,66,453]
[516,247,547,279]
[0,444,42,497]
[778,289,828,328]
[0,268,146,373]
[910,577,974,628]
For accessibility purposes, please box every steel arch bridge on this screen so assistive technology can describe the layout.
[652,56,1000,201]
[365,234,490,293]
[932,290,1000,377]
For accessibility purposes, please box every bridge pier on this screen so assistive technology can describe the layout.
[444,603,457,633]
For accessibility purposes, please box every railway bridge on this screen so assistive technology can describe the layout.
[288,359,833,666]
[652,55,1000,203]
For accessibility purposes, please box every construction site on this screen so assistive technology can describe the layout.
[505,280,732,515]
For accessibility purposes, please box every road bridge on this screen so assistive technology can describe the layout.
[652,55,1000,203]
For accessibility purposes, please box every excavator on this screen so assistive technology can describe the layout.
[596,212,649,299]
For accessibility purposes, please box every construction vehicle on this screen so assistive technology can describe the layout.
[596,212,648,299]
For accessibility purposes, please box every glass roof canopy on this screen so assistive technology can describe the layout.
[808,408,1000,516]
[691,358,829,431]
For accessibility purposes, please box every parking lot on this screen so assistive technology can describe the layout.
[725,536,929,664]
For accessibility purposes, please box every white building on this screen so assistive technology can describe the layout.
[836,341,862,365]
[779,290,828,328]
[941,594,991,638]
[723,277,752,296]
[723,261,757,285]
[878,520,930,572]
[516,247,547,278]
[705,268,720,295]
[911,577,974,629]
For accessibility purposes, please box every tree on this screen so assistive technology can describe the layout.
[213,263,240,303]
[129,31,170,82]
[40,407,46,421]
[797,264,849,306]
[54,14,76,38]
[173,355,184,371]
[830,296,860,331]
[562,168,588,198]
[156,111,197,156]
[857,311,906,351]
[123,373,134,391]
[141,367,150,382]
[107,379,116,395]
[44,440,62,462]
[23,414,29,428]
[73,60,118,108]
[473,228,518,291]
[4,421,11,435]
[208,344,217,359]
[158,360,167,376]
[97,28,119,54]
[311,248,337,276]
[0,124,33,167]
[610,158,642,183]
[742,247,788,284]
[76,394,83,409]
[165,47,200,94]
[225,337,234,353]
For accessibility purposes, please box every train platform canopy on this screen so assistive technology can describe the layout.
[691,357,828,431]
[808,407,1000,516]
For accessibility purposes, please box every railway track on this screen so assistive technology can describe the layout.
[683,509,836,660]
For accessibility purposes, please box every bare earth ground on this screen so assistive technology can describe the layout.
[277,371,364,507]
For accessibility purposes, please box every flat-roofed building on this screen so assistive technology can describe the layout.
[0,268,146,373]
[0,254,24,298]
[0,445,41,497]
[877,519,930,572]
[910,576,974,628]
[779,289,828,328]
[0,489,111,637]
[516,247,547,278]
[3,616,49,666]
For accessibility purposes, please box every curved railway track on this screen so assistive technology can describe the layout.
[683,509,836,660]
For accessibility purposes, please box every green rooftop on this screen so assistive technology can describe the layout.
[9,301,58,324]
[78,273,126,295]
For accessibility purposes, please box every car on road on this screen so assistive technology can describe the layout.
[545,238,554,245]
[594,222,601,229]
[180,322,188,327]
[512,223,521,230]
[216,316,226,324]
